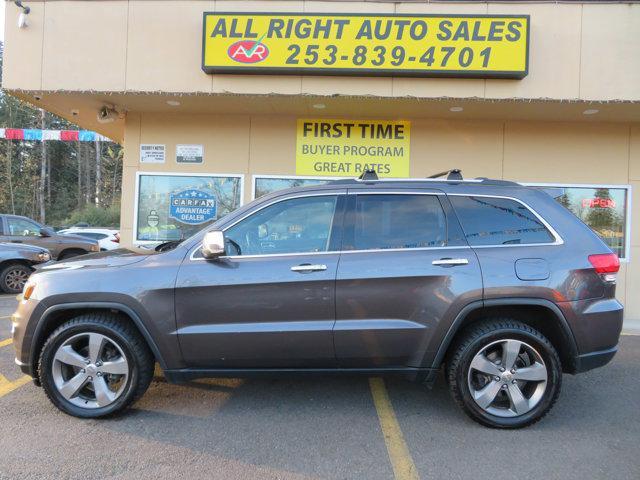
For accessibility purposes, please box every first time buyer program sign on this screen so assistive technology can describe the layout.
[202,13,529,78]
[296,119,410,177]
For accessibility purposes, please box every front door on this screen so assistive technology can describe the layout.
[0,216,59,254]
[334,191,483,368]
[175,193,345,368]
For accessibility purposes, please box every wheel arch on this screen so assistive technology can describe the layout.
[428,299,579,379]
[30,302,167,377]
[0,258,34,271]
[57,248,88,260]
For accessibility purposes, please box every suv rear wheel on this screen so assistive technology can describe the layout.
[446,319,561,428]
[38,313,154,418]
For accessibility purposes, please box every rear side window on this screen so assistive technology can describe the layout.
[449,196,555,246]
[346,194,447,250]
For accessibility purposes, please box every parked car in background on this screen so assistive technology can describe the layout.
[0,214,100,260]
[58,228,120,251]
[0,243,51,294]
[11,171,623,427]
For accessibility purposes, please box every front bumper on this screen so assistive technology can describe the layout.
[11,296,43,378]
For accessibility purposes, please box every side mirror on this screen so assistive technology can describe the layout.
[39,228,52,238]
[202,231,225,259]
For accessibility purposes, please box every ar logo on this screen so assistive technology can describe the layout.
[227,39,270,64]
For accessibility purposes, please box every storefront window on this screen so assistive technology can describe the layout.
[253,176,333,199]
[136,173,242,243]
[531,185,629,259]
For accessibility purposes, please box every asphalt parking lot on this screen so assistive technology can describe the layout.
[0,294,638,480]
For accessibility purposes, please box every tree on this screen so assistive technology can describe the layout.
[585,188,615,230]
[0,41,124,227]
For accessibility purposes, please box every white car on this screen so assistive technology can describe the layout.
[58,228,120,251]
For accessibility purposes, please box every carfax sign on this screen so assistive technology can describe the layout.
[296,119,410,177]
[169,189,217,225]
[202,13,529,78]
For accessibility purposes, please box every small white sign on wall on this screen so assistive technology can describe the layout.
[140,144,166,164]
[176,144,204,164]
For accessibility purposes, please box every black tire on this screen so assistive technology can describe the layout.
[446,319,562,429]
[58,249,86,260]
[38,313,154,418]
[0,263,32,294]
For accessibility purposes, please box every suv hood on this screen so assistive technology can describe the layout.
[55,232,98,245]
[0,242,47,253]
[37,247,153,271]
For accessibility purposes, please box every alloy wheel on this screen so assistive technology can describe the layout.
[51,332,129,409]
[5,268,29,292]
[467,339,548,418]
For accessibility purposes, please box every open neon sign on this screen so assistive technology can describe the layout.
[582,198,616,209]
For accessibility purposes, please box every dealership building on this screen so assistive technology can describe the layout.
[2,0,639,329]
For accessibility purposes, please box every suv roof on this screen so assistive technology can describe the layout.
[326,168,520,188]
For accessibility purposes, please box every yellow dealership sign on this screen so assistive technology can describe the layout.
[203,13,529,78]
[296,119,410,177]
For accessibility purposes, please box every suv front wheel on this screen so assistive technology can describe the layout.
[38,313,154,418]
[447,319,562,428]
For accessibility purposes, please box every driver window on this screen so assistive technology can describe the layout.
[7,218,41,237]
[225,196,338,256]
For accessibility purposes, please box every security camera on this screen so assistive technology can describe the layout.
[16,1,30,28]
[18,12,28,29]
[97,106,118,124]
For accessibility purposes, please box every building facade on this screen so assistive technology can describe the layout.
[2,0,639,330]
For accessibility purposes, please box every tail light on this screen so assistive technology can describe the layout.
[588,253,619,282]
[112,232,120,244]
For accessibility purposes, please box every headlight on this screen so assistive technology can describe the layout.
[90,244,100,252]
[37,252,51,262]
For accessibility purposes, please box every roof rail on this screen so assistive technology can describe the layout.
[358,169,379,181]
[428,169,463,181]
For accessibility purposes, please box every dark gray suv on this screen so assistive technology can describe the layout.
[11,172,623,428]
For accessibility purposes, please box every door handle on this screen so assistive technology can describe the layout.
[432,258,469,266]
[291,264,327,273]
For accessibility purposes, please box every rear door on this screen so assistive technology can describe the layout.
[334,190,483,368]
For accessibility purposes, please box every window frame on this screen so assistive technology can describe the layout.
[133,171,245,246]
[522,182,631,261]
[251,174,340,200]
[190,191,347,260]
[447,193,564,248]
[6,216,42,237]
[224,194,342,257]
[341,191,468,254]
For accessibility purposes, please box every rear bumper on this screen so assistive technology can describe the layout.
[574,345,618,373]
[560,297,623,372]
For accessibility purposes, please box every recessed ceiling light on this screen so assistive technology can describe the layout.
[449,106,464,112]
[583,108,599,115]
[312,103,326,109]
[167,100,181,107]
